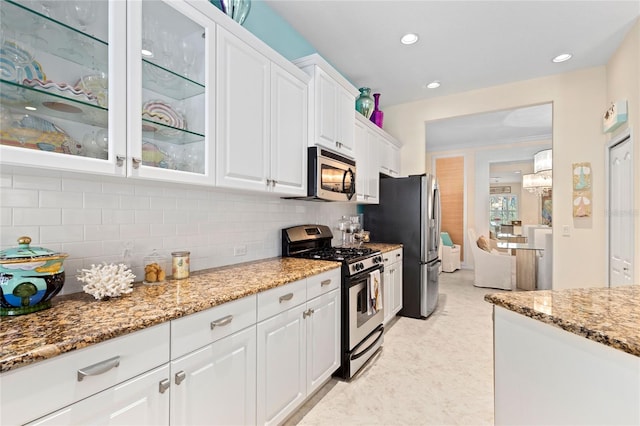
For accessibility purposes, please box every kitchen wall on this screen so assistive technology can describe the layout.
[427,139,551,267]
[389,64,609,290]
[0,166,356,295]
[605,19,639,285]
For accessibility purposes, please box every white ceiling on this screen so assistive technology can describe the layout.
[264,0,639,109]
[264,1,638,152]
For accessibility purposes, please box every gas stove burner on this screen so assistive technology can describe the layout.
[298,247,377,263]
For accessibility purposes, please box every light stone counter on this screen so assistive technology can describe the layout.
[0,257,340,373]
[485,285,640,357]
[364,242,403,253]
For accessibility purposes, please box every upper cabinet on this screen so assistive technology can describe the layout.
[0,0,127,176]
[354,114,380,204]
[127,0,214,185]
[214,26,309,196]
[379,135,401,177]
[294,54,358,159]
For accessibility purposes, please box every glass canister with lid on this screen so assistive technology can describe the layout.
[171,251,190,279]
[143,249,168,284]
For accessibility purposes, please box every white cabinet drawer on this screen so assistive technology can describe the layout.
[171,295,257,359]
[306,268,341,300]
[1,323,170,426]
[383,248,403,266]
[257,279,307,322]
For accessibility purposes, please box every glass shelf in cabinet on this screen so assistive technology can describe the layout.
[3,0,108,71]
[142,60,205,100]
[0,79,107,128]
[141,118,204,145]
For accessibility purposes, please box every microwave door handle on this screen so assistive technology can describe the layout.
[344,168,355,200]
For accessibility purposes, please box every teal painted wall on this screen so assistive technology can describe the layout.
[211,0,317,60]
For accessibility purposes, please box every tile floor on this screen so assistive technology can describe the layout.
[284,269,499,425]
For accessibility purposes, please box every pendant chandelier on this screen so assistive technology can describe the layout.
[523,149,552,195]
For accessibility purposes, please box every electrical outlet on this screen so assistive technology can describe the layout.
[234,245,247,256]
[562,225,570,236]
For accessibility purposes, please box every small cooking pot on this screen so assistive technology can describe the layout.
[0,236,68,316]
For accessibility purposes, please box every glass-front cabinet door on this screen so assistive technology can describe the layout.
[0,0,127,175]
[127,0,213,185]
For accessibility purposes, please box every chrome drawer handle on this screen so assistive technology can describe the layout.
[175,370,186,385]
[77,356,120,382]
[279,293,294,303]
[159,378,170,394]
[210,315,233,329]
[321,279,331,286]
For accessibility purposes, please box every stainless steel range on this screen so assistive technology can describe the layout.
[282,224,384,379]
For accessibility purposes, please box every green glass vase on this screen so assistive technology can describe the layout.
[355,87,374,119]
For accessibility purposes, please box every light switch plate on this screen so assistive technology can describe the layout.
[234,245,247,256]
[562,225,570,236]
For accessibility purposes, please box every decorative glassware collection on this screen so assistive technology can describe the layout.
[355,87,384,128]
[0,0,109,158]
[0,0,207,175]
[337,214,369,247]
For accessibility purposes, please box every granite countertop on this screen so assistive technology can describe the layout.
[365,242,403,253]
[0,257,340,373]
[485,286,640,357]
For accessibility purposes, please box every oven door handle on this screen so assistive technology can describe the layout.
[351,326,384,361]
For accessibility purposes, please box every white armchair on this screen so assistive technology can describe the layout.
[440,236,461,272]
[467,228,516,290]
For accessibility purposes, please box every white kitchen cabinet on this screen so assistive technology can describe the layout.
[28,365,170,426]
[0,0,127,176]
[1,323,170,426]
[256,268,341,425]
[354,114,380,204]
[306,288,340,395]
[170,326,257,426]
[294,54,358,159]
[127,0,214,185]
[382,248,403,325]
[256,301,307,426]
[169,294,257,425]
[216,27,309,196]
[0,1,216,185]
[379,136,401,177]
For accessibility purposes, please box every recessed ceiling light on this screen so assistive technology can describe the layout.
[552,53,572,63]
[400,33,419,45]
[425,80,441,89]
[513,170,521,174]
[25,106,37,111]
[141,49,154,58]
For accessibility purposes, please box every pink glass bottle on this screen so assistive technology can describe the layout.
[370,93,384,128]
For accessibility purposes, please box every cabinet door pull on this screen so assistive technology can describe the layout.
[266,179,272,186]
[384,258,389,262]
[159,378,170,394]
[272,180,277,186]
[175,370,186,385]
[77,356,120,381]
[279,293,294,303]
[210,315,233,329]
[396,253,401,258]
[116,155,125,167]
[321,279,332,286]
[132,157,142,169]
[303,308,315,318]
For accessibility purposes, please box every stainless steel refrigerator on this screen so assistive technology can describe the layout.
[363,174,441,318]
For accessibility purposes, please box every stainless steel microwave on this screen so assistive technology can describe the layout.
[287,147,356,202]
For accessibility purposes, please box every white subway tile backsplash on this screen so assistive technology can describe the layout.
[102,209,135,225]
[0,226,39,247]
[120,194,151,210]
[40,225,84,244]
[135,209,164,224]
[0,207,12,226]
[40,191,83,208]
[13,208,61,226]
[85,224,121,241]
[2,188,38,207]
[0,170,356,294]
[13,174,61,191]
[63,209,102,225]
[84,192,119,209]
[102,182,135,196]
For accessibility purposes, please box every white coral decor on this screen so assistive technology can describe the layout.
[78,263,136,300]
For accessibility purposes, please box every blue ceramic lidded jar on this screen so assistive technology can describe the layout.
[0,236,68,316]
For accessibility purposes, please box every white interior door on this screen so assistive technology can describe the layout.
[608,134,634,286]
